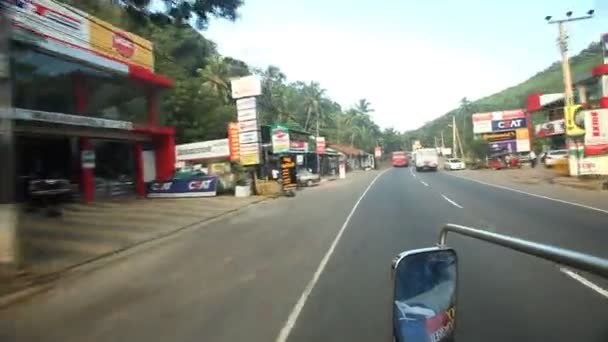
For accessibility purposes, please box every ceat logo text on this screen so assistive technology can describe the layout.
[151,182,172,191]
[113,33,135,58]
[495,119,525,130]
[188,180,212,190]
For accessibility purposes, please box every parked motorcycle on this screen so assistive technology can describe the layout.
[27,176,72,217]
[391,223,608,341]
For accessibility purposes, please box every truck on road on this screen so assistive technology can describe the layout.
[414,148,439,172]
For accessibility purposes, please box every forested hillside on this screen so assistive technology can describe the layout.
[402,42,604,154]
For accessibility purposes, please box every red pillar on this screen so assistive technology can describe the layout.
[73,73,94,203]
[134,142,145,198]
[154,134,175,181]
[600,97,608,109]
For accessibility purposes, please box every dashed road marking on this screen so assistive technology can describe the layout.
[420,181,429,187]
[441,194,463,208]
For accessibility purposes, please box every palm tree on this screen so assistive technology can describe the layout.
[197,55,230,103]
[302,82,325,131]
[354,98,374,115]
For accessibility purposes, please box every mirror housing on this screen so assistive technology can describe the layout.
[392,247,458,342]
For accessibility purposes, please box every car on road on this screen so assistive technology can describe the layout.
[444,158,466,171]
[544,149,568,167]
[297,168,320,187]
[392,151,409,167]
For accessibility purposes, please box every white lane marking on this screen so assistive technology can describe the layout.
[445,173,608,215]
[420,181,429,187]
[275,168,390,342]
[441,194,463,208]
[410,167,416,178]
[559,267,608,299]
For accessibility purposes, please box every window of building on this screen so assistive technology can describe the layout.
[12,42,149,123]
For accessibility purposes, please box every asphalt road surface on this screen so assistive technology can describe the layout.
[2,167,608,341]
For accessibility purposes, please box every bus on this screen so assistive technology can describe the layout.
[392,151,409,167]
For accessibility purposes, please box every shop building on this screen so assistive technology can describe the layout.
[527,92,566,151]
[5,0,175,202]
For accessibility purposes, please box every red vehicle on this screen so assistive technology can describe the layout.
[392,151,409,167]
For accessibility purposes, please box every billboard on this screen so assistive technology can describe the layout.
[535,119,565,138]
[9,0,154,70]
[176,139,230,161]
[316,137,326,154]
[489,140,517,153]
[565,105,585,137]
[472,110,525,134]
[228,122,240,162]
[271,125,290,153]
[481,131,516,142]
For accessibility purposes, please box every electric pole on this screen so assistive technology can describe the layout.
[316,110,320,175]
[452,116,457,158]
[545,10,594,106]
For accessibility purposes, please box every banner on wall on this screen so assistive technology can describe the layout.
[290,141,309,152]
[583,109,608,157]
[316,137,326,154]
[489,140,517,153]
[147,177,218,198]
[491,118,527,132]
[535,119,566,137]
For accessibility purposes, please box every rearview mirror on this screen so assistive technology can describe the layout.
[392,247,458,342]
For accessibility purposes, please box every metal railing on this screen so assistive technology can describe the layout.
[439,223,608,279]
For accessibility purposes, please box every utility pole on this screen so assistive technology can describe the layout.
[452,116,457,158]
[0,4,18,268]
[440,130,445,149]
[545,10,595,106]
[316,110,320,175]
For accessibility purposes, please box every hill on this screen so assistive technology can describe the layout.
[402,42,604,152]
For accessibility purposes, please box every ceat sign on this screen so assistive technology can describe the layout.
[188,180,213,190]
[492,118,527,131]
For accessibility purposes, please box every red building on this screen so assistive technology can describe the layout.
[7,0,176,202]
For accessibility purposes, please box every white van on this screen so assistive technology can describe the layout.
[415,148,439,172]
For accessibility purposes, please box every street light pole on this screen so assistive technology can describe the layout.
[316,110,320,175]
[545,10,594,107]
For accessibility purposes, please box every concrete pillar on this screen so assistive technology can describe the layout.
[73,73,95,203]
[134,142,145,198]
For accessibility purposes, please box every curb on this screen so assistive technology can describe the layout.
[0,197,269,310]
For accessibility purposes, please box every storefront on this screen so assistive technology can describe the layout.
[527,92,566,151]
[6,0,175,202]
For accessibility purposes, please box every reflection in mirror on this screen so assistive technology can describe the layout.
[392,248,457,342]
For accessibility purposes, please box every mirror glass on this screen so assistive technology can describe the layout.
[392,248,457,342]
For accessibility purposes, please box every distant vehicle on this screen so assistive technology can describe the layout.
[517,152,531,163]
[415,148,439,172]
[544,149,568,167]
[444,158,465,171]
[392,151,409,167]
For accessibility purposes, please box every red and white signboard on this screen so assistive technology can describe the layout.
[316,137,326,154]
[228,122,240,162]
[535,119,566,138]
[472,110,525,134]
[374,146,382,158]
[584,109,608,145]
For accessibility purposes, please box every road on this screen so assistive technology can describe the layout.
[2,167,608,341]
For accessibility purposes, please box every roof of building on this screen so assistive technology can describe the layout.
[327,143,367,156]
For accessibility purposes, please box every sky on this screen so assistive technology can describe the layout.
[200,0,608,131]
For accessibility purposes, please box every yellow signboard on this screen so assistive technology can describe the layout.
[515,128,529,140]
[88,16,154,70]
[565,105,585,137]
[240,152,260,166]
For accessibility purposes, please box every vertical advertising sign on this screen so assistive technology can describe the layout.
[374,146,382,158]
[232,77,262,166]
[280,155,297,191]
[228,122,240,162]
[603,33,608,65]
[316,137,326,154]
